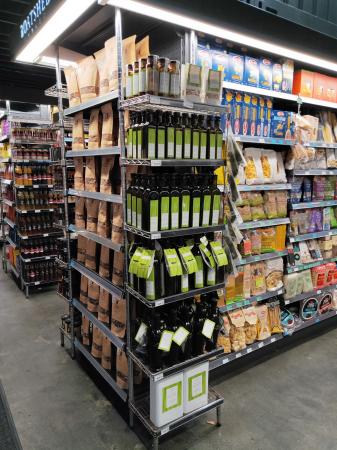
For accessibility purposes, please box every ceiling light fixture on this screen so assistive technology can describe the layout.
[103,0,337,73]
[16,0,96,63]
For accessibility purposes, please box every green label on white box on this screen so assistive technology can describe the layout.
[188,372,206,401]
[162,381,182,413]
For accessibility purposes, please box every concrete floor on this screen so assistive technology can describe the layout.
[1,269,337,450]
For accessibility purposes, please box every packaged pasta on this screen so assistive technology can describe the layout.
[275,151,287,182]
[260,149,277,183]
[265,258,283,291]
[256,304,271,340]
[228,309,246,351]
[263,192,278,219]
[243,306,258,344]
[244,148,264,185]
[217,314,232,353]
[275,191,288,217]
[250,231,262,255]
[260,227,276,253]
[268,303,283,333]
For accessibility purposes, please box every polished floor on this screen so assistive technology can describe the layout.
[1,269,337,450]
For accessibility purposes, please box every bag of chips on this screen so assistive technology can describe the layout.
[243,306,258,344]
[256,304,271,340]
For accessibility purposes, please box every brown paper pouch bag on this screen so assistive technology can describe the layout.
[116,349,128,389]
[91,326,103,359]
[105,36,118,91]
[85,240,97,271]
[64,66,81,107]
[75,197,86,229]
[80,274,88,306]
[86,199,99,232]
[72,113,85,150]
[85,156,98,192]
[98,287,110,324]
[111,295,126,338]
[100,156,115,194]
[101,336,112,370]
[99,246,111,279]
[87,279,100,313]
[112,251,124,286]
[101,104,113,147]
[77,235,87,262]
[97,201,110,238]
[135,36,150,59]
[88,108,102,149]
[94,48,109,96]
[111,203,123,244]
[77,56,99,102]
[74,157,85,190]
[81,315,90,345]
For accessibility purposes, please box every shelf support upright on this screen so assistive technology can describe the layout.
[114,6,134,427]
[55,45,75,358]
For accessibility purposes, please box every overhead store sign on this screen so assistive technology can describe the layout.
[20,0,54,39]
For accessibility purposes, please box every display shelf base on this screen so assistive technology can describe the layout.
[239,217,290,230]
[74,338,127,402]
[130,386,222,440]
[7,260,19,278]
[68,188,122,204]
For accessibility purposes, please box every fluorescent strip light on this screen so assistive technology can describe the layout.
[16,0,96,63]
[104,0,337,73]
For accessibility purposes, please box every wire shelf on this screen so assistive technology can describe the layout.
[45,84,69,99]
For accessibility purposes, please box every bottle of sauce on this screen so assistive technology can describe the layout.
[146,55,159,95]
[158,57,170,97]
[168,60,180,98]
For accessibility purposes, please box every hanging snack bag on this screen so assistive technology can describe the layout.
[243,306,258,344]
[85,240,97,271]
[260,227,276,253]
[136,36,150,60]
[91,326,103,359]
[77,56,99,102]
[88,108,102,149]
[112,252,124,287]
[77,235,87,263]
[256,304,271,340]
[64,66,81,106]
[228,309,246,351]
[265,258,283,291]
[283,273,302,299]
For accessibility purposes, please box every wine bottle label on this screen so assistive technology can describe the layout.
[132,73,139,96]
[210,241,228,267]
[167,127,175,158]
[211,195,221,225]
[131,195,137,226]
[195,255,204,288]
[192,198,201,227]
[127,129,133,157]
[160,196,170,230]
[158,330,174,351]
[173,327,189,346]
[192,131,199,158]
[184,129,191,158]
[207,268,216,286]
[137,129,143,159]
[181,273,189,292]
[139,70,146,93]
[200,132,207,159]
[202,194,211,226]
[148,128,156,159]
[216,133,223,159]
[175,130,182,159]
[181,195,190,228]
[135,322,148,344]
[126,193,132,224]
[202,318,216,339]
[157,129,165,159]
[209,133,216,159]
[146,268,155,300]
[171,196,179,229]
[126,75,133,98]
[132,129,137,158]
[137,197,142,228]
[150,199,159,232]
[178,246,198,274]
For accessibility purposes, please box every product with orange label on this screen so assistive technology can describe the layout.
[311,264,328,288]
[292,70,314,97]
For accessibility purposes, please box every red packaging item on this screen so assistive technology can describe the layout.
[332,267,337,284]
[325,262,336,285]
[313,73,326,100]
[292,70,314,97]
[311,265,327,289]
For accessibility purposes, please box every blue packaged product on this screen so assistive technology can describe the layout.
[272,63,283,91]
[259,57,273,90]
[263,98,273,137]
[257,97,265,137]
[233,91,243,135]
[242,94,251,136]
[196,44,212,69]
[271,110,288,138]
[250,96,259,136]
[281,309,295,336]
[228,53,244,84]
[211,49,228,80]
[224,90,236,131]
[302,177,312,202]
[244,56,259,87]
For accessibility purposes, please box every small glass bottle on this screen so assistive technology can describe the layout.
[168,60,180,98]
[146,55,159,95]
[132,60,139,97]
[158,57,170,97]
[139,58,147,95]
[125,64,133,99]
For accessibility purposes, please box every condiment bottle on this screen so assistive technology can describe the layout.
[168,60,180,98]
[158,57,170,97]
[146,55,159,95]
[125,63,133,99]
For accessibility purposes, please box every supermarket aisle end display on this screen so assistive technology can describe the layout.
[54,5,337,449]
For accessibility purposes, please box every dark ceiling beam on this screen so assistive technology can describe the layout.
[9,0,31,5]
[0,18,17,26]
[0,9,23,18]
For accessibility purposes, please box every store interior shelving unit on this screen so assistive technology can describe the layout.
[49,2,337,449]
[0,103,65,297]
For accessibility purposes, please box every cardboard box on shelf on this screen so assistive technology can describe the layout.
[227,53,244,84]
[259,58,272,90]
[292,70,314,98]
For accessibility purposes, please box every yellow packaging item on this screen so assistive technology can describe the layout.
[94,48,109,95]
[217,314,231,353]
[225,274,236,303]
[214,166,225,186]
[228,309,246,352]
[259,227,276,253]
[243,306,258,344]
[77,56,99,102]
[64,66,81,106]
[244,148,264,184]
[136,36,150,60]
[268,304,283,334]
[234,269,244,301]
[256,304,271,340]
[275,225,287,251]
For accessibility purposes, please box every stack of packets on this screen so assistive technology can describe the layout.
[289,176,337,204]
[238,147,287,185]
[288,238,337,267]
[217,303,283,353]
[289,207,337,235]
[238,225,287,258]
[236,191,287,222]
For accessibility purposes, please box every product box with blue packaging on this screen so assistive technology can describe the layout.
[272,63,283,91]
[263,98,273,137]
[250,96,259,136]
[212,49,228,80]
[196,44,212,69]
[227,53,244,84]
[242,93,251,136]
[259,58,273,90]
[257,97,265,137]
[233,92,243,135]
[244,56,259,87]
[271,110,288,138]
[224,90,236,131]
[281,59,294,93]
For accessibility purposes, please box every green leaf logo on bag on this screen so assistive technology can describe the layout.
[129,247,144,275]
[178,246,198,274]
[137,249,155,279]
[210,241,228,267]
[164,248,183,277]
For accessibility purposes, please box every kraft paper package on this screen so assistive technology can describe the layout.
[100,156,115,194]
[87,279,99,313]
[105,35,136,91]
[64,66,81,107]
[91,326,103,359]
[101,336,112,370]
[116,349,128,389]
[101,104,113,147]
[97,201,111,238]
[85,240,97,271]
[81,315,90,346]
[85,156,99,192]
[73,112,85,150]
[135,36,150,60]
[88,108,102,149]
[75,197,86,229]
[86,199,99,233]
[112,251,124,287]
[111,203,123,244]
[74,158,85,190]
[79,274,88,306]
[98,287,110,324]
[77,55,99,103]
[77,235,87,263]
[94,48,109,96]
[111,295,126,338]
[99,246,111,279]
